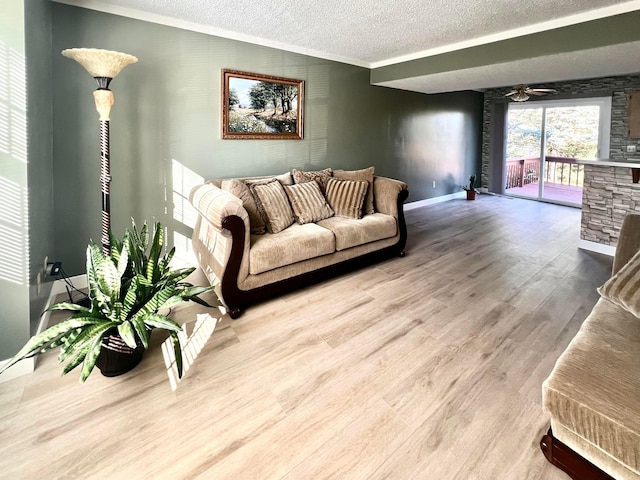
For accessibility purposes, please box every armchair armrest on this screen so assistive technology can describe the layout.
[373,176,409,217]
[613,213,640,274]
[189,184,251,311]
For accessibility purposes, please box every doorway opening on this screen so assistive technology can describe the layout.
[504,97,611,207]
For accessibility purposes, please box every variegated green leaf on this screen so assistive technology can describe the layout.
[122,277,139,318]
[146,223,164,283]
[0,317,103,375]
[162,268,194,284]
[117,321,137,349]
[158,246,175,273]
[139,287,176,315]
[142,313,182,332]
[131,316,149,349]
[87,244,113,306]
[170,331,183,378]
[91,244,121,300]
[79,332,107,383]
[60,322,116,375]
[45,302,91,314]
[116,231,130,277]
[159,295,184,310]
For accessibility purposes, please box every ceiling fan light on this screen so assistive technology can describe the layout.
[511,92,529,102]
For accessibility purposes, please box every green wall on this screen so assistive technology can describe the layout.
[0,0,54,360]
[25,0,55,336]
[52,4,483,275]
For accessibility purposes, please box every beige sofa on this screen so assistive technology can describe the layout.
[541,213,640,480]
[189,171,408,318]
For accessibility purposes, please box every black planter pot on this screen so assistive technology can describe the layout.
[95,330,145,377]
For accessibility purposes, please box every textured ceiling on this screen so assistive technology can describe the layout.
[55,0,640,93]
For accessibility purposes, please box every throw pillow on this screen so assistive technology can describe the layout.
[334,166,375,215]
[598,248,640,317]
[284,181,334,224]
[250,179,295,234]
[221,179,266,235]
[292,168,333,193]
[324,178,368,219]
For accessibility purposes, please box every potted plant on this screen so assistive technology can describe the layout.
[0,220,217,382]
[462,174,478,200]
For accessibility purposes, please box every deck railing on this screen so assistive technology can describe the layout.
[506,156,584,189]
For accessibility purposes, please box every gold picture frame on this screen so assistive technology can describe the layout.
[222,69,304,140]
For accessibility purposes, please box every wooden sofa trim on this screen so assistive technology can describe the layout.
[540,428,615,480]
[220,188,408,318]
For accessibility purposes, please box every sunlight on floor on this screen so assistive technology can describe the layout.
[162,311,220,391]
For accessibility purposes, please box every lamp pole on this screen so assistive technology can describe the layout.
[94,87,114,254]
[61,48,138,255]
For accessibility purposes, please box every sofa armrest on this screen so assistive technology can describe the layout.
[613,213,640,274]
[189,184,251,309]
[373,176,409,217]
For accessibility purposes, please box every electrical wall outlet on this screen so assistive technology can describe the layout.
[627,145,637,153]
[46,261,62,277]
[432,181,436,188]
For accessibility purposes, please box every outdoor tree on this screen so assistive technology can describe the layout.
[506,106,599,160]
[249,83,270,111]
[228,88,240,109]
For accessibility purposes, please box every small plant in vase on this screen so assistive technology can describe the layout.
[0,220,218,382]
[462,174,478,200]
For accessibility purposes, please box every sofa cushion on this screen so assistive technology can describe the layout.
[334,167,375,215]
[249,223,336,275]
[325,178,368,219]
[283,181,334,225]
[542,298,640,475]
[221,179,266,235]
[317,213,397,251]
[598,248,640,318]
[250,179,294,234]
[292,167,333,193]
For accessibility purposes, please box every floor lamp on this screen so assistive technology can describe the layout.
[62,48,138,255]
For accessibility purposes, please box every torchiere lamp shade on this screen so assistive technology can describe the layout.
[61,48,138,83]
[62,47,138,254]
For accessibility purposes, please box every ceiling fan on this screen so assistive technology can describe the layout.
[504,84,557,102]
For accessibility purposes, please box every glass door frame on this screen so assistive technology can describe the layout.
[505,96,611,206]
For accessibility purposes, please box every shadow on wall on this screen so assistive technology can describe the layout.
[395,110,469,199]
[167,158,203,265]
[0,40,28,287]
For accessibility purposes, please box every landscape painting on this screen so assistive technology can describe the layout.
[222,70,304,139]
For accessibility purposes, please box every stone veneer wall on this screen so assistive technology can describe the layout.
[482,74,640,247]
[581,165,640,246]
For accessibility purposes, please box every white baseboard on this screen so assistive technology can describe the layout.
[0,358,34,383]
[578,239,616,257]
[0,274,88,384]
[404,191,466,211]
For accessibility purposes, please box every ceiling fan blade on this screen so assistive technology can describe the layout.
[505,91,518,96]
[528,91,547,96]
[531,88,557,93]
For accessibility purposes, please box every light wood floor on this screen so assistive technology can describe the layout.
[0,194,612,479]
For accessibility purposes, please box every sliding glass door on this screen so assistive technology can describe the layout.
[505,97,611,206]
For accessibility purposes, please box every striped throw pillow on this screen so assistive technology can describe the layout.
[598,248,640,318]
[292,168,333,194]
[250,179,294,234]
[284,181,334,224]
[221,179,266,235]
[325,178,368,219]
[334,167,375,215]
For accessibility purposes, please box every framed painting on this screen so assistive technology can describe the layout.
[222,69,304,140]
